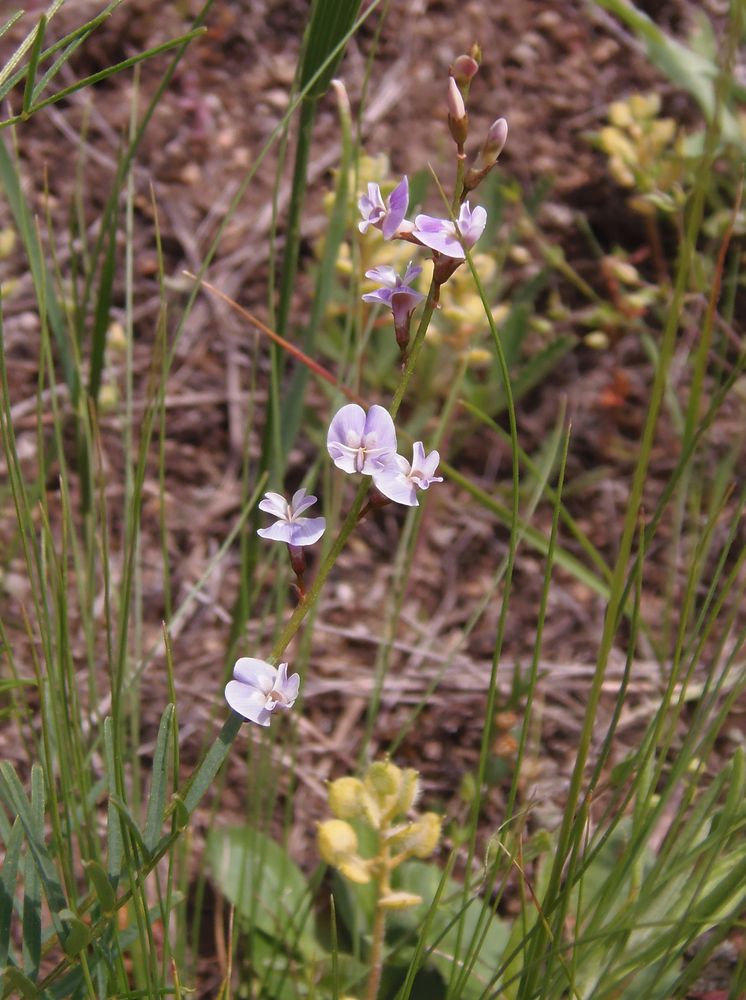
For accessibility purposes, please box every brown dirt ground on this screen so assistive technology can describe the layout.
[1,0,744,995]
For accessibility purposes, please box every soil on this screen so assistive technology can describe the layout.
[0,0,743,996]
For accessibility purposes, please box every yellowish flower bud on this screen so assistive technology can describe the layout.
[328,777,366,819]
[98,383,119,413]
[0,227,16,258]
[338,857,372,884]
[317,819,357,866]
[608,100,633,129]
[389,813,442,859]
[583,331,609,350]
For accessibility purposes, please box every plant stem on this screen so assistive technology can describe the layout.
[366,903,386,1000]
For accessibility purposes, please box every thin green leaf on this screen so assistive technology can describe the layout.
[21,15,47,116]
[0,11,24,43]
[2,966,39,998]
[0,0,65,92]
[82,860,116,917]
[143,704,175,852]
[109,798,151,866]
[103,718,123,884]
[0,818,23,969]
[57,909,90,960]
[182,712,243,815]
[0,765,66,919]
[0,28,206,129]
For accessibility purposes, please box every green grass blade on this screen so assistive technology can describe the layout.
[0,0,65,92]
[87,215,118,403]
[0,137,76,400]
[21,15,46,117]
[0,28,207,129]
[0,11,24,42]
[143,704,175,852]
[299,0,363,99]
[103,718,123,884]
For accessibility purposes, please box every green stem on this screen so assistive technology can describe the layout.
[366,904,387,1000]
[390,278,440,418]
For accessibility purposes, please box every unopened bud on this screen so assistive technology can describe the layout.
[317,819,370,883]
[479,118,508,166]
[450,54,479,87]
[328,777,366,819]
[389,813,442,861]
[447,77,468,147]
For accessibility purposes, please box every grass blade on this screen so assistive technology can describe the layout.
[21,15,46,117]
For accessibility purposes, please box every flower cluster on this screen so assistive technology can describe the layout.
[226,53,507,731]
[326,403,442,507]
[317,760,442,908]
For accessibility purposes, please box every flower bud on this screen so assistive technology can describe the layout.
[317,819,371,884]
[317,818,357,864]
[479,118,508,167]
[450,54,479,88]
[389,812,442,859]
[447,78,468,147]
[328,777,366,819]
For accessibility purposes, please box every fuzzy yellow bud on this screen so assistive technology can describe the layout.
[328,777,366,820]
[608,100,633,129]
[389,812,442,859]
[0,227,16,258]
[583,331,609,350]
[98,383,119,413]
[317,820,371,884]
[107,320,128,354]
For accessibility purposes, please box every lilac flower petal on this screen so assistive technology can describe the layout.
[257,521,295,544]
[413,215,465,259]
[275,663,300,705]
[458,202,487,247]
[373,467,419,506]
[411,442,443,485]
[288,516,326,547]
[258,492,289,518]
[225,680,272,725]
[413,214,451,234]
[382,176,409,240]
[327,403,367,473]
[290,488,318,516]
[362,288,394,307]
[402,261,423,286]
[233,657,276,691]
[365,265,398,287]
[363,404,398,456]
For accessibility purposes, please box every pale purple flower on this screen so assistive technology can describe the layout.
[358,176,409,240]
[413,201,487,259]
[327,403,398,476]
[362,262,424,349]
[225,658,300,727]
[257,488,326,546]
[373,442,443,507]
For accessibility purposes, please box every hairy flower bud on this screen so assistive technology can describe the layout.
[317,820,371,884]
[388,812,442,859]
[328,777,366,819]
